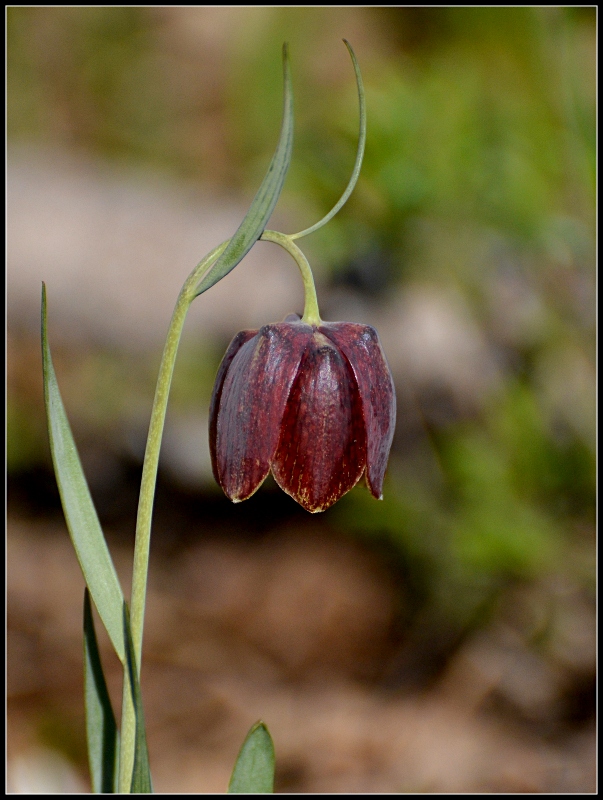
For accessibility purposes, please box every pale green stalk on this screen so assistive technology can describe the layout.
[118,230,329,789]
[118,240,228,792]
[261,230,322,325]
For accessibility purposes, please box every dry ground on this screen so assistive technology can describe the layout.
[7,514,595,794]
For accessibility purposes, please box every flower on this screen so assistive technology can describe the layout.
[209,314,396,513]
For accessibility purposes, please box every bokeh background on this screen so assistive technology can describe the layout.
[7,7,595,793]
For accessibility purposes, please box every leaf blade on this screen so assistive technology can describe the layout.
[228,721,275,794]
[41,284,125,663]
[289,39,366,241]
[194,43,294,297]
[84,589,119,793]
[123,603,153,794]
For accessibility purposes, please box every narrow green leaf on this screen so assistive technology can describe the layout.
[194,43,294,297]
[228,721,275,794]
[84,589,119,793]
[41,284,126,663]
[289,39,366,240]
[123,603,153,794]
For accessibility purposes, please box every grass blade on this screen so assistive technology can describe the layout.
[289,39,366,241]
[123,603,153,793]
[84,589,119,793]
[194,43,294,297]
[228,721,275,794]
[41,284,126,663]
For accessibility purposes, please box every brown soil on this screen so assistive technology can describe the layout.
[7,514,595,793]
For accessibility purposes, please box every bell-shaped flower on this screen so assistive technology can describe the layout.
[209,314,396,513]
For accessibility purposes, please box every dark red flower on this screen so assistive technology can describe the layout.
[209,314,396,513]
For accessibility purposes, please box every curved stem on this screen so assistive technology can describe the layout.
[118,240,228,792]
[119,229,318,788]
[131,239,228,663]
[261,230,322,325]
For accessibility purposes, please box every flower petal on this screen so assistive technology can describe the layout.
[271,331,366,512]
[209,329,258,485]
[214,321,313,502]
[320,323,396,499]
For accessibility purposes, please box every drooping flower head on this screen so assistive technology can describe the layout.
[206,42,393,513]
[209,314,395,513]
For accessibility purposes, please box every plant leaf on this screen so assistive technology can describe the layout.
[289,39,366,240]
[227,721,275,794]
[194,43,294,297]
[123,602,153,794]
[84,589,119,793]
[41,284,126,663]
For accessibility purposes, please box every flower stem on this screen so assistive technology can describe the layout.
[261,230,322,325]
[117,228,318,788]
[118,240,228,792]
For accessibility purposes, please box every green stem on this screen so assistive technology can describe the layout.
[118,228,318,790]
[118,240,228,792]
[261,230,322,325]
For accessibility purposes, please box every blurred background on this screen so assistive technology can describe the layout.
[7,7,595,793]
